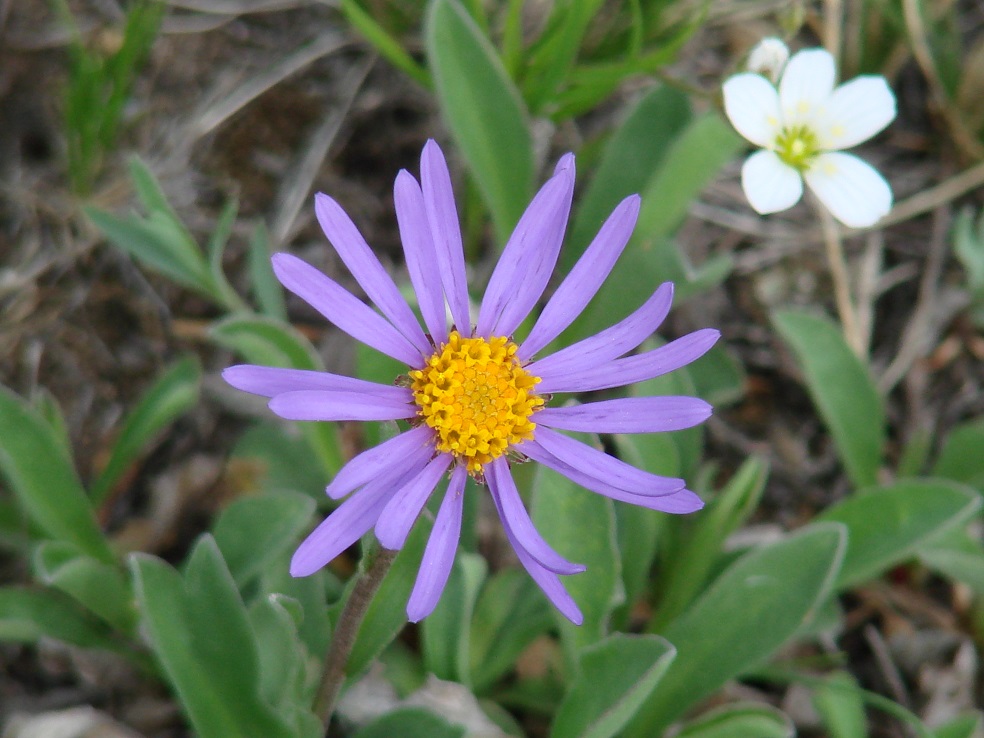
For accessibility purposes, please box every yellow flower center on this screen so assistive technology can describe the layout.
[409,331,543,475]
[774,125,820,171]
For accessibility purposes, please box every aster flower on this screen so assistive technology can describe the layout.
[723,46,896,228]
[223,140,718,625]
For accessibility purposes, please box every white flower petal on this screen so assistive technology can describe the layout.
[804,152,892,228]
[815,76,896,150]
[741,150,803,214]
[723,73,782,147]
[779,48,836,126]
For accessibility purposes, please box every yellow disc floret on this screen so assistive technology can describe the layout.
[409,331,543,475]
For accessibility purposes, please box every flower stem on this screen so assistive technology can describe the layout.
[814,198,865,357]
[314,544,398,729]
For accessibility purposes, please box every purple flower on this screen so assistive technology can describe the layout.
[223,140,719,625]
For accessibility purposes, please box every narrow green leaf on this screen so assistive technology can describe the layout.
[90,357,201,504]
[933,416,984,489]
[564,85,692,270]
[0,385,112,562]
[0,586,119,650]
[342,0,431,87]
[32,541,135,633]
[676,703,794,738]
[209,314,323,370]
[425,0,533,244]
[347,523,432,680]
[521,0,606,112]
[933,713,984,738]
[353,708,466,738]
[212,491,316,589]
[813,671,867,738]
[626,524,846,737]
[469,568,554,692]
[249,594,308,708]
[817,479,982,589]
[550,634,675,738]
[774,310,886,487]
[230,421,331,500]
[919,527,984,595]
[531,436,623,663]
[651,457,768,629]
[421,552,486,684]
[248,222,288,320]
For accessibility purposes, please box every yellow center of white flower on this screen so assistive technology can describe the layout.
[409,331,543,475]
[774,125,820,171]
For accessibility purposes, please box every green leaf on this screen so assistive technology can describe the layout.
[425,0,533,244]
[249,594,308,708]
[32,541,135,633]
[469,568,554,692]
[816,479,981,589]
[933,713,984,738]
[550,634,675,738]
[774,310,886,487]
[421,552,486,684]
[531,436,623,663]
[0,586,119,650]
[0,384,112,562]
[626,524,846,737]
[342,0,431,87]
[209,314,322,371]
[248,222,288,320]
[919,526,984,595]
[813,671,867,738]
[521,0,606,112]
[633,114,742,246]
[650,456,769,630]
[353,708,465,738]
[347,523,432,680]
[230,422,331,500]
[676,703,794,738]
[212,491,316,589]
[131,544,295,738]
[687,342,747,407]
[564,85,691,270]
[90,357,201,504]
[933,416,984,489]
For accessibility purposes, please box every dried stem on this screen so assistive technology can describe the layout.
[814,198,865,358]
[314,545,398,730]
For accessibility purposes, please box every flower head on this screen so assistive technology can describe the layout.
[223,141,719,624]
[746,37,789,82]
[723,47,896,228]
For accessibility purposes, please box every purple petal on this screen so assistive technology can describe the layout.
[529,283,674,379]
[290,456,432,577]
[421,140,471,333]
[289,481,391,577]
[375,454,452,550]
[536,396,713,434]
[487,458,585,575]
[519,195,640,360]
[521,435,702,513]
[407,466,467,622]
[522,427,684,496]
[269,389,414,422]
[395,171,448,344]
[272,253,423,367]
[476,156,576,338]
[315,193,430,355]
[500,520,583,625]
[326,426,434,500]
[537,329,719,393]
[223,365,400,399]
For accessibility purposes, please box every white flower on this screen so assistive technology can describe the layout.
[747,37,789,82]
[723,48,896,228]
